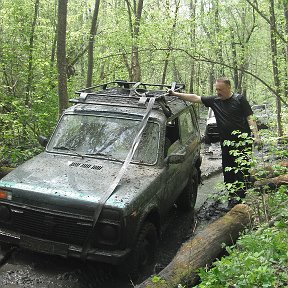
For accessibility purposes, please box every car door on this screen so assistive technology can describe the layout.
[177,108,199,192]
[162,108,199,212]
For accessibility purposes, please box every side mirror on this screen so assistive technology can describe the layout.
[165,153,185,164]
[38,135,48,147]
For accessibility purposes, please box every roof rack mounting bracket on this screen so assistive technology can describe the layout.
[138,96,147,106]
[79,93,88,102]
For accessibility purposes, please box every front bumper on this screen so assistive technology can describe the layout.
[0,228,130,265]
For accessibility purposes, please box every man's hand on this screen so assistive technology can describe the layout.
[167,89,174,96]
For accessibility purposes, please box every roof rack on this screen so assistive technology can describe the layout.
[70,80,185,117]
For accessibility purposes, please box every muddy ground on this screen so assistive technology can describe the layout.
[0,141,226,288]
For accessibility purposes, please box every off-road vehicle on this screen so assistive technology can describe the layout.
[251,104,270,129]
[0,80,201,273]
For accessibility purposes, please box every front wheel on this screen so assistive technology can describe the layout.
[118,222,158,279]
[177,169,198,211]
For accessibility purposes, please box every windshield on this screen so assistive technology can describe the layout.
[47,114,160,164]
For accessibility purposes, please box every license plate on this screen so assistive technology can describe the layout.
[20,235,68,257]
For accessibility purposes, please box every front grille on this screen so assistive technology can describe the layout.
[1,205,92,245]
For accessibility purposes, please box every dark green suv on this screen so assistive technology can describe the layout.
[0,81,201,273]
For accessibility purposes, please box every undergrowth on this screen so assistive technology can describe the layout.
[195,186,288,288]
[194,133,288,288]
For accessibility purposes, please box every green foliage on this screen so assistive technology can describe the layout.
[221,131,254,198]
[151,275,166,284]
[195,187,288,288]
[1,0,287,166]
[194,125,288,288]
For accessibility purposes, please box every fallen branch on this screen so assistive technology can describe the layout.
[254,174,288,189]
[136,204,253,288]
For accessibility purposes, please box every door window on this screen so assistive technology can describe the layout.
[179,110,195,143]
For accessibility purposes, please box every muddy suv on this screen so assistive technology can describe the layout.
[0,81,201,273]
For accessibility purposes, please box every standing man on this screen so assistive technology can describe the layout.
[168,77,261,207]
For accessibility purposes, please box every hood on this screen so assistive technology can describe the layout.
[0,152,161,216]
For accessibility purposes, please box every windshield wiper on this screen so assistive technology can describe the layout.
[85,152,124,163]
[53,146,84,157]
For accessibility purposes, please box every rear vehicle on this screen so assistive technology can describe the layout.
[204,107,220,144]
[0,80,201,274]
[251,104,270,129]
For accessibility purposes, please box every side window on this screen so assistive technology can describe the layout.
[164,118,180,157]
[179,110,195,143]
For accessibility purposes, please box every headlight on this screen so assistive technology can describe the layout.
[95,223,120,246]
[0,189,12,200]
[93,209,122,246]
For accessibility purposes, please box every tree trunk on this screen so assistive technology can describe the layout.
[161,0,180,85]
[26,0,40,107]
[188,0,197,93]
[231,34,239,91]
[214,0,224,76]
[136,204,253,288]
[125,0,143,82]
[131,45,141,82]
[57,0,69,117]
[86,0,101,88]
[269,0,283,137]
[283,2,288,98]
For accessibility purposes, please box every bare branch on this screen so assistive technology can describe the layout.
[245,0,288,44]
[94,47,288,107]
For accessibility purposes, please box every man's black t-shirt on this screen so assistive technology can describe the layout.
[201,93,253,141]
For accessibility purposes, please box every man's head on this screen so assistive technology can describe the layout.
[215,77,232,100]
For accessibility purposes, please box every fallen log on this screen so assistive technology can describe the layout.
[136,204,253,288]
[251,161,288,182]
[254,174,288,189]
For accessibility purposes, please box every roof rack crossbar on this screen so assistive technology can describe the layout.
[75,80,185,94]
[71,81,185,117]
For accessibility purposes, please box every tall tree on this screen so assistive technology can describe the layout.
[125,0,144,81]
[227,3,256,94]
[189,0,197,93]
[86,0,100,88]
[282,0,288,98]
[161,0,180,85]
[26,0,40,106]
[269,0,283,136]
[57,0,69,117]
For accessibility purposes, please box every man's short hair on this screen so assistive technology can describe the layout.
[215,77,231,87]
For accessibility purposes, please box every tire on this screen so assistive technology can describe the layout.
[177,169,198,211]
[118,222,158,279]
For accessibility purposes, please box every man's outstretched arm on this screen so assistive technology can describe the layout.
[168,90,202,104]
